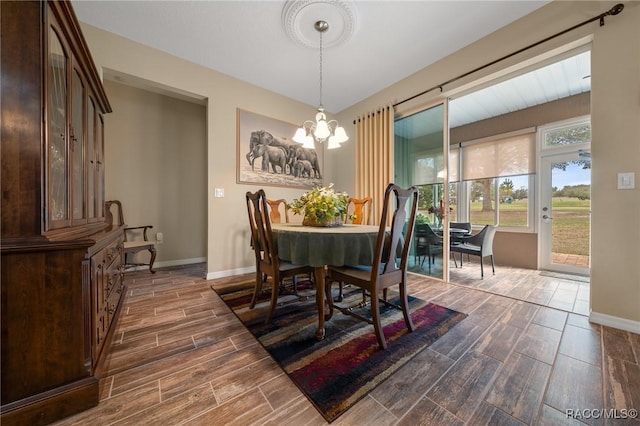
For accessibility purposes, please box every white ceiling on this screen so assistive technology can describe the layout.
[71,0,551,114]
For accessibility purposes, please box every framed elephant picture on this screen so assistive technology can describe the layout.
[236,109,324,189]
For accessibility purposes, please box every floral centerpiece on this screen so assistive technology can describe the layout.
[288,184,349,227]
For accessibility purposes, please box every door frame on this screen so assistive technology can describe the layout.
[537,118,591,276]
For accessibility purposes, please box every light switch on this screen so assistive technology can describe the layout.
[617,172,635,190]
[214,188,225,197]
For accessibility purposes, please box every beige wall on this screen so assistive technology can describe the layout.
[82,0,640,331]
[81,23,320,278]
[332,1,640,330]
[104,80,207,266]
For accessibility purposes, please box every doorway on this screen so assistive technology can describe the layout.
[539,122,591,276]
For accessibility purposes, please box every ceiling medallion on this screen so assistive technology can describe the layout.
[282,0,357,49]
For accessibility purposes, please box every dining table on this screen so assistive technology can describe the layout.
[271,222,381,340]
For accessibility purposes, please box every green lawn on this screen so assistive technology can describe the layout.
[463,198,590,256]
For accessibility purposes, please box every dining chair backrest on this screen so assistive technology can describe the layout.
[266,198,289,223]
[246,190,279,275]
[371,184,418,282]
[346,196,373,225]
[464,224,498,256]
[416,223,443,245]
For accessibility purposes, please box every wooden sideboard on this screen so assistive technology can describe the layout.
[1,1,125,424]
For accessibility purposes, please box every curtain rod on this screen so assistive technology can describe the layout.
[393,3,625,109]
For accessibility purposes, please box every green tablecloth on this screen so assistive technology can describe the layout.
[271,223,381,268]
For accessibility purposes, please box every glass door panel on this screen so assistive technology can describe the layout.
[394,102,447,280]
[96,115,105,218]
[87,98,96,219]
[540,151,591,275]
[72,69,85,221]
[47,27,69,227]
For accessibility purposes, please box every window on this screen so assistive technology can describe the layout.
[466,176,531,227]
[453,129,535,230]
[542,119,591,149]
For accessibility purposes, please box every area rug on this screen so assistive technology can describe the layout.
[211,279,466,423]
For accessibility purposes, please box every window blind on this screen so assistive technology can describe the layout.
[461,132,535,180]
[413,149,444,185]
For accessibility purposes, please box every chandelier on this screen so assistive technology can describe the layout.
[293,20,348,150]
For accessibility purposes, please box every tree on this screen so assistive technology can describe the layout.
[500,179,514,200]
[513,186,528,200]
[480,178,493,212]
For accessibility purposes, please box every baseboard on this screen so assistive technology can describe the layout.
[589,311,640,334]
[206,265,255,280]
[126,257,206,272]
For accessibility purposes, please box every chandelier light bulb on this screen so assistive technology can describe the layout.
[314,118,331,139]
[333,126,349,143]
[302,135,315,149]
[293,127,307,143]
[327,136,341,149]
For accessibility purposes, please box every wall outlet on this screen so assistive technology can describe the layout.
[214,188,225,197]
[156,232,163,244]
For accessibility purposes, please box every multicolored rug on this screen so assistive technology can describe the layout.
[211,278,466,423]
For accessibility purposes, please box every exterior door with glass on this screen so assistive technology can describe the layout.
[539,150,591,275]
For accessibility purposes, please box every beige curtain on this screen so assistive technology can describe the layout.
[355,106,394,225]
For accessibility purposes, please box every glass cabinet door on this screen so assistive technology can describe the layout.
[72,68,85,222]
[96,115,105,218]
[47,26,69,228]
[88,98,96,220]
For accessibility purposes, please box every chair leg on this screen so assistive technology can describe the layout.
[148,246,157,273]
[250,268,262,309]
[370,293,387,349]
[399,278,414,332]
[480,256,484,279]
[265,276,279,324]
[490,255,495,275]
[324,278,335,319]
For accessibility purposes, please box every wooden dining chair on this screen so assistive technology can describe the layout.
[246,190,311,324]
[105,200,156,273]
[266,198,289,223]
[325,183,419,349]
[346,196,372,225]
[338,196,372,300]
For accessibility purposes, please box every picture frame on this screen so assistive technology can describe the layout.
[236,109,323,189]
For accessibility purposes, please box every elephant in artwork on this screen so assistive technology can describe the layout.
[293,159,313,178]
[253,144,287,174]
[288,145,321,179]
[246,130,297,173]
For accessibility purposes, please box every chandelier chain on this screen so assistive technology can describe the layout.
[319,28,323,108]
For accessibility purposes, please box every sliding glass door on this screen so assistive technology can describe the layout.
[394,101,449,281]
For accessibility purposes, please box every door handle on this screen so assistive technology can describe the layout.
[542,214,553,220]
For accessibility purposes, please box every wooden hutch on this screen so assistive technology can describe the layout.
[1,1,125,424]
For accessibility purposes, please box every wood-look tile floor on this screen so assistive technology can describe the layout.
[53,263,640,426]
[410,257,591,316]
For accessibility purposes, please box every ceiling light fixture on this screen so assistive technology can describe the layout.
[293,20,348,150]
